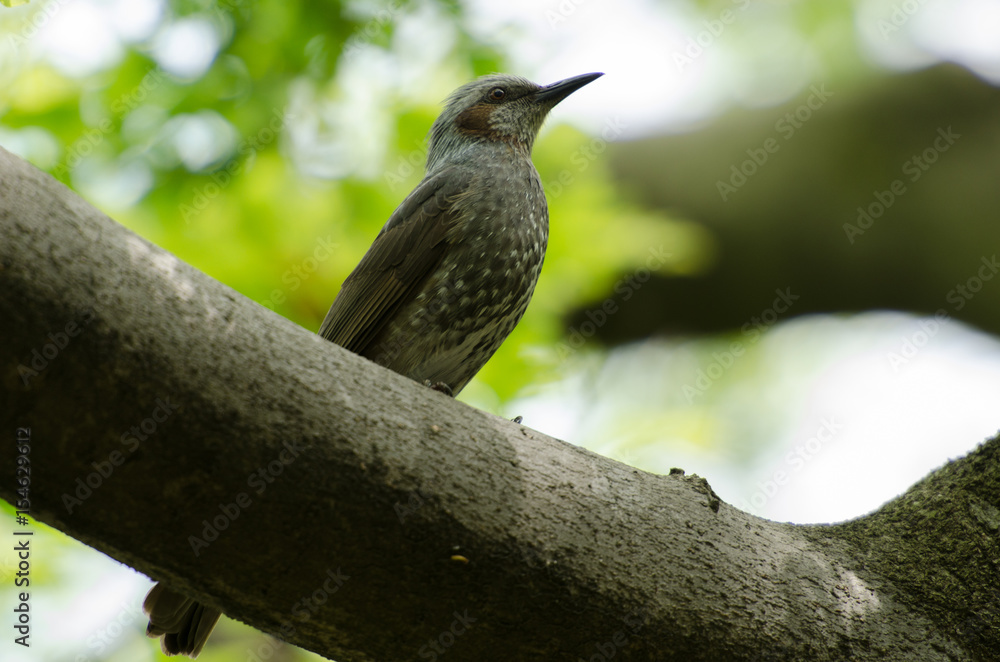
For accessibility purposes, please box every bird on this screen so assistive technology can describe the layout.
[317,70,603,395]
[143,71,602,657]
[318,70,603,395]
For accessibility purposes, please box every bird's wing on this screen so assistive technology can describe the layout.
[318,166,473,357]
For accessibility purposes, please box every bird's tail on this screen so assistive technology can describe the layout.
[143,582,223,658]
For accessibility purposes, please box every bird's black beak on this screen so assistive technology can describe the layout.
[536,72,604,105]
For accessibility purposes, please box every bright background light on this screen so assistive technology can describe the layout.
[2,1,998,660]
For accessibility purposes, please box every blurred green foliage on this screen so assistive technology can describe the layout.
[6,0,997,659]
[0,0,688,407]
[0,3,692,658]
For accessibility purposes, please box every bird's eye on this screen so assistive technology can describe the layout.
[488,87,506,101]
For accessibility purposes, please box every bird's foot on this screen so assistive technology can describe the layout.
[511,415,523,424]
[423,380,454,397]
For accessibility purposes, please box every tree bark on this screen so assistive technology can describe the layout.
[1,146,997,661]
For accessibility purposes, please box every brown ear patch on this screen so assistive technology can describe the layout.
[455,103,494,136]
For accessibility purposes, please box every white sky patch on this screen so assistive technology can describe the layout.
[467,0,1000,136]
[911,0,1000,81]
[72,154,154,209]
[856,0,1000,82]
[107,0,164,42]
[20,0,161,77]
[16,531,153,661]
[464,0,707,137]
[36,0,124,77]
[164,110,239,172]
[150,16,220,80]
[504,313,1000,525]
[755,316,1000,523]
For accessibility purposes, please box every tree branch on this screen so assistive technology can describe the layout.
[1,146,997,661]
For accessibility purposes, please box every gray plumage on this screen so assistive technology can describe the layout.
[142,71,601,658]
[320,71,603,394]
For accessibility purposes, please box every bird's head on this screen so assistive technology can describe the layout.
[427,72,603,171]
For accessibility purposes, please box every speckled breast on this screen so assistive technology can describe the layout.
[382,159,549,393]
